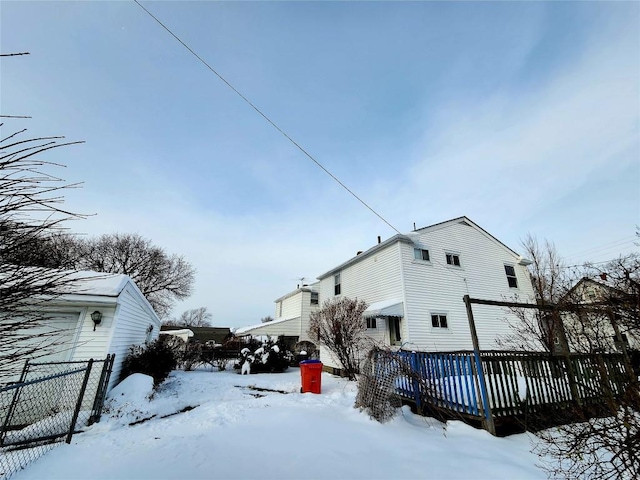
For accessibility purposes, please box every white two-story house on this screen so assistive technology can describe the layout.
[314,216,535,370]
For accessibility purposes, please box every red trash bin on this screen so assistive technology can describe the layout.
[300,360,323,394]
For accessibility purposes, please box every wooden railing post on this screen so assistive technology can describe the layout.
[409,352,422,410]
[607,309,636,385]
[463,295,496,435]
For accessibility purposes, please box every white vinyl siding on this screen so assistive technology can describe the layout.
[318,243,404,306]
[316,243,406,366]
[106,284,160,389]
[270,290,320,342]
[71,307,117,363]
[278,292,304,321]
[402,221,535,351]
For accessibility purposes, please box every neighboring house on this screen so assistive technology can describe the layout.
[2,270,161,391]
[561,277,639,353]
[313,216,536,371]
[236,285,321,349]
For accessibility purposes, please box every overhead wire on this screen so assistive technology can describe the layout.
[135,1,629,288]
[133,0,402,235]
[564,236,637,261]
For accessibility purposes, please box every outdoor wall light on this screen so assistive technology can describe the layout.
[91,311,103,331]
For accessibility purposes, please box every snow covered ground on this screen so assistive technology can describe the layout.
[13,367,547,480]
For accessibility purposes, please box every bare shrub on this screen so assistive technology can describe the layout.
[308,297,369,380]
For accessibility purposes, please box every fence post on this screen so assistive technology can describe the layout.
[463,295,496,435]
[66,359,93,444]
[91,354,115,424]
[0,360,31,446]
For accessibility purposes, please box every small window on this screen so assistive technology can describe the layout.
[413,248,430,261]
[334,273,341,295]
[504,265,518,288]
[366,317,377,329]
[446,253,461,267]
[310,292,319,305]
[431,314,448,328]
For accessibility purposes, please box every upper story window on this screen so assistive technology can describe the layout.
[504,265,518,288]
[413,248,430,262]
[310,292,319,305]
[366,317,377,329]
[334,273,341,295]
[431,314,448,329]
[445,253,461,267]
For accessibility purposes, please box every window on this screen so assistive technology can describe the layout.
[445,253,461,267]
[431,314,448,328]
[413,248,430,261]
[334,273,341,295]
[504,265,518,288]
[366,317,377,329]
[310,292,319,305]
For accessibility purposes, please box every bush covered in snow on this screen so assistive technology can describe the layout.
[120,338,178,386]
[234,337,292,374]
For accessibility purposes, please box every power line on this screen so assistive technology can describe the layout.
[565,236,637,260]
[133,0,401,235]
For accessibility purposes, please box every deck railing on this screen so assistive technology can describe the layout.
[378,349,630,430]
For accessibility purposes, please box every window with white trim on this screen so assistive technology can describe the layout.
[310,292,319,305]
[431,314,448,328]
[504,265,518,288]
[445,253,461,267]
[334,273,341,295]
[413,248,430,261]
[366,317,377,329]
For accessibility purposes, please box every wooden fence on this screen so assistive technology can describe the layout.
[382,349,630,434]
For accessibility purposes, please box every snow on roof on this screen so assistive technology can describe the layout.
[160,329,194,337]
[67,270,130,296]
[363,299,404,317]
[236,316,301,335]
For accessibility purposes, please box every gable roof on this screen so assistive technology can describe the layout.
[563,276,626,303]
[413,216,523,259]
[60,270,160,325]
[317,216,527,280]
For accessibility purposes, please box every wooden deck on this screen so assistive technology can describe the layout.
[377,349,631,435]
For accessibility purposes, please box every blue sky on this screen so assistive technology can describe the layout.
[1,1,638,327]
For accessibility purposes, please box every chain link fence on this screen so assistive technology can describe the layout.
[0,355,114,479]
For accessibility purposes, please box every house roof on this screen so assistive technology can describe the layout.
[236,316,300,335]
[363,299,404,318]
[274,287,316,303]
[160,328,194,338]
[563,276,625,303]
[412,216,523,259]
[317,216,527,280]
[56,270,161,325]
[160,326,232,343]
[67,271,130,296]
